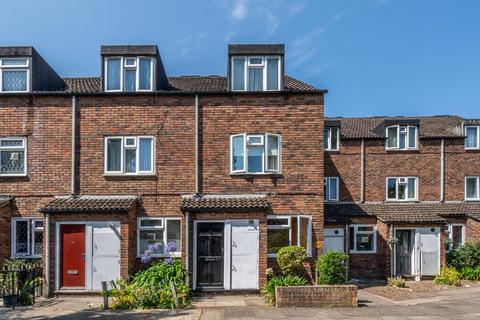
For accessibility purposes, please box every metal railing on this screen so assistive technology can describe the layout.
[0,261,43,309]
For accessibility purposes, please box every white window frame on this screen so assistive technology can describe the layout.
[0,58,30,93]
[324,177,340,202]
[465,126,480,150]
[0,137,27,177]
[104,56,154,92]
[267,215,291,258]
[104,136,155,176]
[386,125,418,150]
[386,177,418,201]
[465,176,480,201]
[324,127,339,151]
[11,218,43,258]
[231,56,281,92]
[136,217,181,257]
[230,133,282,174]
[446,224,465,252]
[349,224,377,254]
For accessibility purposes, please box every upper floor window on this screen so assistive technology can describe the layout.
[387,177,417,201]
[465,176,480,200]
[105,57,154,92]
[324,127,339,151]
[231,56,281,91]
[386,126,417,150]
[12,218,43,258]
[0,137,27,176]
[324,177,339,202]
[465,126,479,150]
[230,133,281,174]
[104,136,154,175]
[0,58,29,92]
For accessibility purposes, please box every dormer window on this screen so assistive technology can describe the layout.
[0,58,29,92]
[105,57,154,92]
[231,56,280,91]
[465,126,479,150]
[386,125,417,150]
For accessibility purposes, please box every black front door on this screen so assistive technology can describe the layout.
[395,230,413,275]
[196,222,224,288]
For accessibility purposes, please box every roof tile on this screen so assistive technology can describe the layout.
[40,195,137,214]
[181,194,270,211]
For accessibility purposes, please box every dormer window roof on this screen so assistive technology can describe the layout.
[228,44,284,92]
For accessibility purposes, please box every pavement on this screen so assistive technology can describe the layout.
[1,286,480,319]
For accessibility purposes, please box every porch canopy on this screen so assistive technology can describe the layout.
[40,195,138,214]
[0,195,12,208]
[325,202,480,224]
[180,193,270,212]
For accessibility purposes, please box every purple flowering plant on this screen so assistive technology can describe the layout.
[141,241,178,265]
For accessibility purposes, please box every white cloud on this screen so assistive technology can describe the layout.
[232,0,248,21]
[331,10,346,22]
[289,0,308,17]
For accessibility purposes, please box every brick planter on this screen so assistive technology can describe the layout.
[275,285,358,308]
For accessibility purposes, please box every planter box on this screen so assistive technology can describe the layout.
[275,285,358,308]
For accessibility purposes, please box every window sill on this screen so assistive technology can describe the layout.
[465,199,480,202]
[349,251,376,255]
[136,253,181,258]
[0,174,27,178]
[385,200,419,203]
[104,173,157,180]
[385,149,419,152]
[11,255,41,259]
[230,172,283,178]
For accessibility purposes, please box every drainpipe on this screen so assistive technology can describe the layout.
[360,139,365,203]
[45,213,50,297]
[390,224,394,277]
[71,95,77,195]
[440,138,445,202]
[345,224,350,280]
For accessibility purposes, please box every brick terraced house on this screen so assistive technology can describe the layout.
[323,116,480,279]
[0,44,325,295]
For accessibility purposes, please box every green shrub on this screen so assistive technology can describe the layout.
[460,267,480,281]
[434,266,461,286]
[387,276,406,288]
[261,275,307,305]
[447,242,480,270]
[316,250,348,285]
[276,246,307,276]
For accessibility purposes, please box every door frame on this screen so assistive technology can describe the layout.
[393,227,415,276]
[192,220,226,290]
[55,221,121,291]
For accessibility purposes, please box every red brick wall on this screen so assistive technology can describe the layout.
[466,218,480,242]
[0,203,11,266]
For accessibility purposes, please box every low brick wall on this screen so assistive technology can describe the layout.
[275,285,358,308]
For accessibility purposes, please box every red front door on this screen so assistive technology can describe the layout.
[61,224,86,288]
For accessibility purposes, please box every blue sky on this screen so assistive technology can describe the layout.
[1,0,479,118]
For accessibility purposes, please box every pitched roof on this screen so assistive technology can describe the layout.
[60,75,321,94]
[180,194,270,212]
[325,116,465,139]
[40,195,138,214]
[325,202,480,224]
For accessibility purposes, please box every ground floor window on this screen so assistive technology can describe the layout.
[11,218,43,258]
[137,217,181,257]
[349,224,376,254]
[446,224,465,251]
[267,215,312,257]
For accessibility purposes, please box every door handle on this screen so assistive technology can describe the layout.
[232,241,237,248]
[81,253,85,261]
[232,266,237,272]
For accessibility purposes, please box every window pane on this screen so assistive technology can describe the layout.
[357,226,374,232]
[248,68,263,91]
[466,127,478,148]
[408,178,416,199]
[329,178,338,200]
[2,70,27,91]
[124,69,136,92]
[166,220,181,252]
[408,127,417,148]
[452,226,463,249]
[33,230,43,255]
[298,217,310,251]
[2,58,28,66]
[106,58,121,90]
[107,139,121,172]
[15,221,29,254]
[139,138,153,172]
[0,139,23,147]
[324,129,330,149]
[356,233,373,251]
[139,58,152,90]
[267,218,289,226]
[349,227,355,251]
[399,128,407,149]
[0,150,25,174]
[387,179,397,199]
[233,58,245,90]
[267,229,289,254]
[125,148,136,173]
[232,135,245,171]
[267,135,279,171]
[466,177,478,199]
[324,179,328,201]
[398,182,406,200]
[247,147,263,173]
[266,58,279,90]
[249,57,263,64]
[387,127,398,148]
[140,219,163,227]
[331,128,339,150]
[139,230,164,255]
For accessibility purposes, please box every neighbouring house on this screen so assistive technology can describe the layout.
[323,116,480,279]
[0,44,325,295]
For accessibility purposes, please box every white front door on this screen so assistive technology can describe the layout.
[415,227,440,276]
[230,220,259,290]
[91,223,121,290]
[324,228,345,253]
